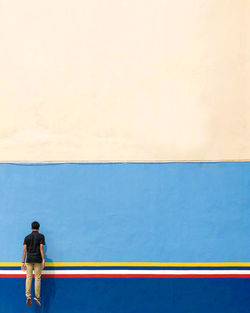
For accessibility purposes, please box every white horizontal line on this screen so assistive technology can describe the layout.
[1,270,250,275]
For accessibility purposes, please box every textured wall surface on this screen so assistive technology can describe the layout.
[1,278,250,313]
[0,1,249,312]
[0,0,249,161]
[0,162,249,262]
[0,162,249,313]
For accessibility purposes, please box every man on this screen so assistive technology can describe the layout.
[22,221,45,307]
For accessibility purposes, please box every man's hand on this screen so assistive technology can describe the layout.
[42,260,45,270]
[21,262,27,271]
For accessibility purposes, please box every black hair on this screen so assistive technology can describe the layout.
[31,221,40,230]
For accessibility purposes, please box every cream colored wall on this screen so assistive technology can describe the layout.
[0,0,248,161]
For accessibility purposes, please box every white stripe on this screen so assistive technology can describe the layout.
[0,270,250,275]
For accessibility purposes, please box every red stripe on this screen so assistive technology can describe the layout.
[0,274,250,278]
[0,274,26,278]
[43,274,250,278]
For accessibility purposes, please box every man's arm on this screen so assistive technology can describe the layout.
[40,244,45,269]
[22,244,27,263]
[21,245,27,271]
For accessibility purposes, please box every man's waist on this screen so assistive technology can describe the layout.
[27,251,41,255]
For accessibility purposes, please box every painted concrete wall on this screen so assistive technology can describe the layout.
[0,1,249,311]
[0,0,249,161]
[1,278,250,313]
[0,162,249,313]
[0,162,249,262]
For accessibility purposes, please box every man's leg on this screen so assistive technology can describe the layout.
[34,263,42,305]
[25,263,33,305]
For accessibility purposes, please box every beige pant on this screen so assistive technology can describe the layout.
[25,263,42,299]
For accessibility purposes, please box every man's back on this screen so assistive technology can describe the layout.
[24,231,45,263]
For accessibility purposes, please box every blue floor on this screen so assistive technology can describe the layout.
[0,278,249,313]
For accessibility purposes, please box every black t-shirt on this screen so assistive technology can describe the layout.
[23,231,46,263]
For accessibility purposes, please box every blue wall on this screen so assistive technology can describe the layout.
[0,162,249,313]
[0,162,249,262]
[1,278,250,313]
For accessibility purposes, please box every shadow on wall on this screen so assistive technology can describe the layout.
[35,246,56,313]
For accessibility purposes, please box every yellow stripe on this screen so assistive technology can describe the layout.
[0,262,250,267]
